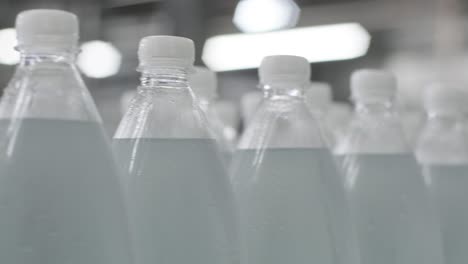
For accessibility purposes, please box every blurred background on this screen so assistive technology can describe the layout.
[0,0,466,134]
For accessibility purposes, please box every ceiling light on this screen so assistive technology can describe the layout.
[202,23,371,72]
[0,28,19,65]
[77,40,121,78]
[233,0,300,33]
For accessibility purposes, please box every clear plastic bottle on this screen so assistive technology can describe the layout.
[231,55,353,264]
[415,84,468,264]
[113,36,238,264]
[334,69,443,264]
[0,9,131,264]
[189,66,235,160]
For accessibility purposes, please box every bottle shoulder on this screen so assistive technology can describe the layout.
[0,63,101,122]
[238,99,326,149]
[334,112,410,154]
[415,123,468,164]
[114,87,211,139]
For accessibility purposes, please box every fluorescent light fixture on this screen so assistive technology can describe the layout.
[77,40,122,78]
[0,28,19,65]
[202,23,371,72]
[233,0,300,33]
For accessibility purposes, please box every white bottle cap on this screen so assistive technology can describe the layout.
[424,83,465,114]
[351,69,397,102]
[189,66,218,100]
[138,35,195,70]
[305,82,332,109]
[259,55,310,85]
[16,9,78,48]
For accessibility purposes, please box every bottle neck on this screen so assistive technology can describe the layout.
[19,48,77,67]
[427,111,463,128]
[3,46,102,123]
[336,98,411,154]
[263,82,304,100]
[139,67,189,90]
[355,99,394,115]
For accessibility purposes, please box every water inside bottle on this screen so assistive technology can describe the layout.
[0,118,131,264]
[423,165,468,264]
[336,153,444,264]
[231,148,342,264]
[113,137,238,264]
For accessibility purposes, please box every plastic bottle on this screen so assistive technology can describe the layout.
[230,55,353,264]
[334,69,443,264]
[0,9,131,264]
[415,84,468,264]
[189,66,235,159]
[113,36,238,264]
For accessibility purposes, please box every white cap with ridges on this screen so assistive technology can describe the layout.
[189,66,218,100]
[16,9,78,47]
[305,82,332,108]
[259,55,310,85]
[424,83,465,114]
[351,69,397,102]
[138,35,195,69]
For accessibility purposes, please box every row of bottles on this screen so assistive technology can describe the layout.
[1,7,468,264]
